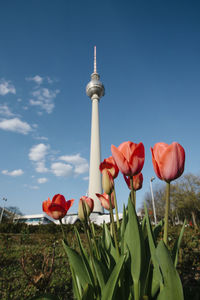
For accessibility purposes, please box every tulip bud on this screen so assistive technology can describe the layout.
[102,169,114,195]
[96,192,115,211]
[78,196,94,221]
[124,173,143,191]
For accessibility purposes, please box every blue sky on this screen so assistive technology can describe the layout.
[0,0,200,215]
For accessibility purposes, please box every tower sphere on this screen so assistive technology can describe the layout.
[86,72,105,99]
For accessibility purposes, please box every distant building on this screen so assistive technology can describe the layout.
[13,212,123,225]
[14,214,54,225]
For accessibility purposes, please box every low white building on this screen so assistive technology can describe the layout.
[14,214,54,225]
[14,212,124,225]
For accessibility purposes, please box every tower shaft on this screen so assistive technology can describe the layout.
[86,47,105,213]
[88,95,103,212]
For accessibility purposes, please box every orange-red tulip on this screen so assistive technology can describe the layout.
[78,196,94,220]
[124,172,143,191]
[43,194,74,220]
[96,192,115,211]
[111,141,145,177]
[99,156,119,179]
[151,142,185,183]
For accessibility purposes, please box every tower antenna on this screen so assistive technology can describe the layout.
[94,46,97,73]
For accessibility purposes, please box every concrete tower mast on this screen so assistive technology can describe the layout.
[86,47,105,213]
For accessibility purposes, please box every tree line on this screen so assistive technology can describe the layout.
[142,173,200,229]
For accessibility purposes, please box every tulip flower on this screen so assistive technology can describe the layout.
[102,169,114,195]
[99,156,119,179]
[151,142,185,246]
[124,172,143,191]
[96,192,115,211]
[43,194,74,220]
[151,142,185,183]
[100,156,120,228]
[111,141,145,177]
[78,196,94,221]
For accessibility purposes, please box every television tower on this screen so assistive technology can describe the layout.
[86,47,105,213]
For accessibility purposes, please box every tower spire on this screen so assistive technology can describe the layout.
[94,46,97,73]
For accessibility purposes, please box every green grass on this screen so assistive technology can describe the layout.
[0,224,199,300]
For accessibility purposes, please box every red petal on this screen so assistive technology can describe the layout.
[151,147,163,180]
[159,142,185,182]
[111,144,131,175]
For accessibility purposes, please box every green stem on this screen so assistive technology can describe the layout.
[134,280,139,300]
[130,176,136,206]
[163,182,170,246]
[83,220,98,288]
[82,202,98,292]
[113,185,120,230]
[109,193,120,258]
[59,219,67,244]
[88,217,100,260]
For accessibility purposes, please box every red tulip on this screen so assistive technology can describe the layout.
[99,156,119,179]
[43,194,74,220]
[78,196,94,220]
[96,192,115,211]
[124,172,143,191]
[111,141,145,176]
[151,142,185,183]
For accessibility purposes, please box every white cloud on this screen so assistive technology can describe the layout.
[34,135,48,141]
[51,162,73,177]
[2,169,24,176]
[37,177,48,184]
[0,118,32,134]
[30,88,60,113]
[74,163,89,175]
[35,161,48,173]
[83,176,89,181]
[59,153,89,175]
[0,80,16,96]
[29,143,49,161]
[59,154,87,165]
[26,75,43,85]
[0,104,15,117]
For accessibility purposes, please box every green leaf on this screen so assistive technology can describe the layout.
[102,222,117,262]
[71,268,82,300]
[156,240,184,300]
[144,203,163,297]
[124,197,145,300]
[74,227,95,286]
[81,284,95,300]
[101,254,126,300]
[62,240,92,288]
[172,220,186,267]
[93,256,108,290]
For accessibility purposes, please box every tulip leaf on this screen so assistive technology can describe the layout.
[93,256,109,290]
[101,254,126,300]
[74,227,95,287]
[102,222,117,262]
[71,268,82,300]
[144,203,163,297]
[156,240,184,300]
[124,197,145,300]
[172,220,186,267]
[62,240,92,288]
[120,204,128,238]
[81,284,95,300]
